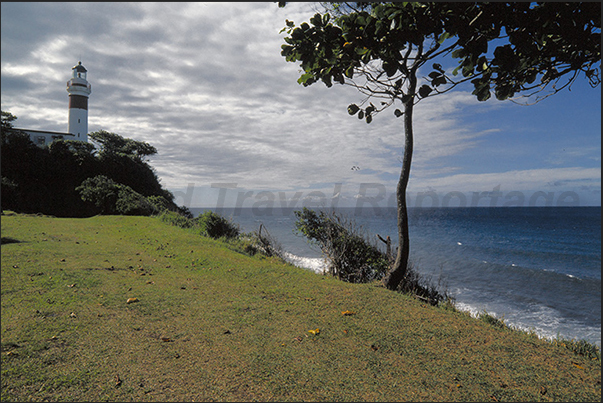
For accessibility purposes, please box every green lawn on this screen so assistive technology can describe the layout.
[1,212,600,402]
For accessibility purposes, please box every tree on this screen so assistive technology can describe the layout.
[88,130,173,201]
[279,2,600,291]
[1,111,31,147]
[89,129,157,161]
[76,174,157,216]
[76,175,121,214]
[1,111,19,134]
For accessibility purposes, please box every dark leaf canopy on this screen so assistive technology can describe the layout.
[281,2,600,114]
[89,130,157,160]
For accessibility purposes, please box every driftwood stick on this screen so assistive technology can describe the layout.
[377,234,393,264]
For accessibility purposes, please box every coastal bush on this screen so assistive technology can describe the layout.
[159,210,197,228]
[195,211,240,240]
[294,208,389,283]
[147,195,174,214]
[76,175,120,214]
[395,263,447,306]
[114,186,155,216]
[176,205,194,219]
[478,311,508,329]
[76,175,155,216]
[241,223,285,258]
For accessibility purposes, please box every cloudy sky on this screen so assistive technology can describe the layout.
[1,2,600,208]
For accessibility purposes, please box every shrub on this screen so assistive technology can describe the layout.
[241,223,284,258]
[176,205,194,219]
[195,211,240,240]
[2,116,184,217]
[115,187,155,216]
[478,311,507,329]
[159,210,197,228]
[146,195,174,214]
[293,208,389,283]
[76,175,120,214]
[395,263,448,306]
[76,175,154,216]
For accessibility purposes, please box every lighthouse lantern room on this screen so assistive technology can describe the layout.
[66,61,91,141]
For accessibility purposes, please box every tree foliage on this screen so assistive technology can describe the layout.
[282,2,600,114]
[89,129,157,161]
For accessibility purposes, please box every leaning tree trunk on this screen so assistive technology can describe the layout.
[382,72,416,291]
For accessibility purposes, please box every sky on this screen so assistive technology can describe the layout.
[1,2,601,209]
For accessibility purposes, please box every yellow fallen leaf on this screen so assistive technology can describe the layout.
[341,310,356,316]
[308,329,320,335]
[572,362,584,369]
[126,297,139,304]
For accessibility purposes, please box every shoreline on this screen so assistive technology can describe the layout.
[279,247,602,348]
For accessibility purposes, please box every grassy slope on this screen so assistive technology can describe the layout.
[1,213,600,402]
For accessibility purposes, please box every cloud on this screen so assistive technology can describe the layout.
[544,146,602,166]
[1,2,600,206]
[408,167,601,192]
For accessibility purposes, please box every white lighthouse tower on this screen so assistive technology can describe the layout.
[66,61,91,141]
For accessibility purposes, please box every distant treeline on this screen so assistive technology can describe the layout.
[1,111,189,218]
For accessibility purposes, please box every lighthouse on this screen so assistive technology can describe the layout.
[66,61,91,141]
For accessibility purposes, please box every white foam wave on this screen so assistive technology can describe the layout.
[452,302,483,318]
[283,252,327,274]
[452,301,601,347]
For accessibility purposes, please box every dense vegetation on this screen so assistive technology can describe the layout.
[294,207,390,283]
[1,111,188,218]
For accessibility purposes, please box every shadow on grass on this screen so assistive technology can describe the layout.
[1,237,21,245]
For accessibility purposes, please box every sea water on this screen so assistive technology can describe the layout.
[191,206,601,347]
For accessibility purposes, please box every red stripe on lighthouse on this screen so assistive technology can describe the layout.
[69,95,88,110]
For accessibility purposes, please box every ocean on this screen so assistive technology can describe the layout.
[190,206,601,347]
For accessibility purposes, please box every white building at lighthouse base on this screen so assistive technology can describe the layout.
[20,129,76,147]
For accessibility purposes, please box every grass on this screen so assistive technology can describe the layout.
[1,211,600,402]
